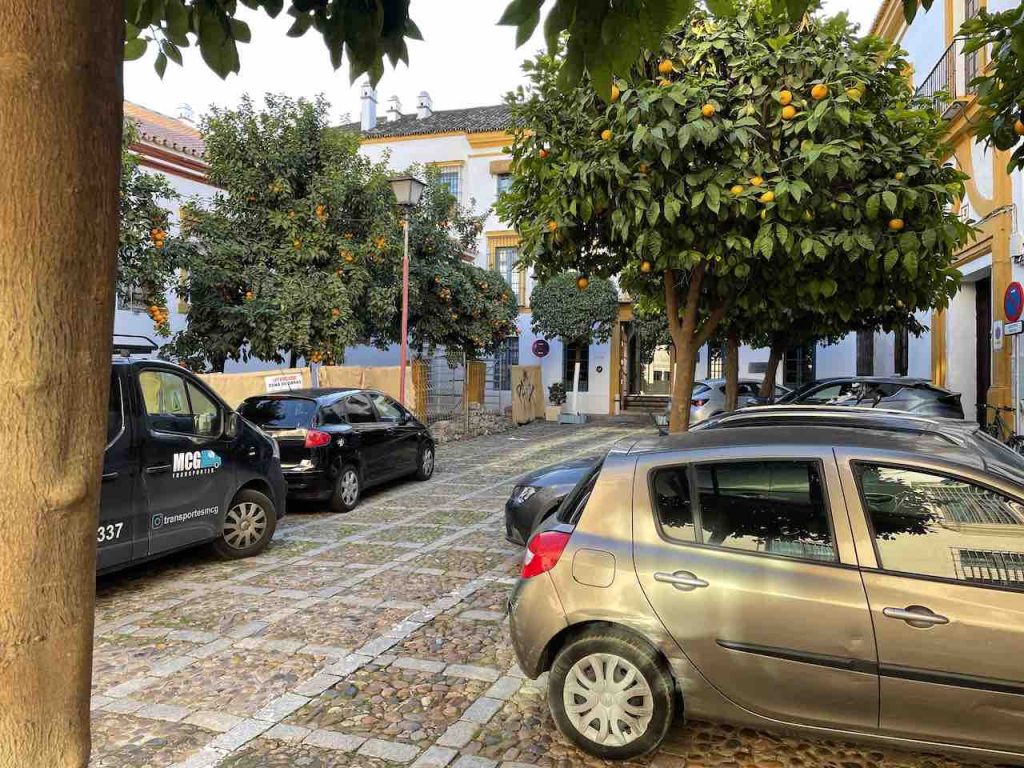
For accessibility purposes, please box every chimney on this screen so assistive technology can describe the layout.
[416,91,433,119]
[386,95,402,123]
[176,103,195,124]
[360,82,377,131]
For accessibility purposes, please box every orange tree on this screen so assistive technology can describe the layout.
[118,120,183,334]
[500,3,969,432]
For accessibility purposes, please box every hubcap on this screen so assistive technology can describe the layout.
[563,653,654,747]
[421,447,434,476]
[223,501,268,550]
[340,470,359,505]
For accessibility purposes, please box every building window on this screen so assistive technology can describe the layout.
[783,344,816,389]
[437,168,460,201]
[707,343,726,379]
[118,285,149,313]
[494,336,519,390]
[964,0,980,91]
[487,232,525,306]
[496,173,512,195]
[563,342,590,392]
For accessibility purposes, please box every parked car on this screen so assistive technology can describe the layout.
[506,456,600,545]
[238,388,434,512]
[663,378,791,425]
[777,376,964,419]
[508,413,1024,762]
[100,341,286,573]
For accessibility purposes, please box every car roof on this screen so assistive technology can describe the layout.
[805,376,937,387]
[699,404,975,435]
[242,387,360,402]
[698,378,763,386]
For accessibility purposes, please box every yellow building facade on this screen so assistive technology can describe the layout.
[874,0,1024,426]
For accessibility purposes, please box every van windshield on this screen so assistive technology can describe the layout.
[239,397,317,429]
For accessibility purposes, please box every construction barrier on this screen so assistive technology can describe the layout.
[200,365,416,410]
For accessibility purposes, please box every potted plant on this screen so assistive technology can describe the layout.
[546,382,566,421]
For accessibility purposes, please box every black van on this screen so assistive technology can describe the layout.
[100,343,286,573]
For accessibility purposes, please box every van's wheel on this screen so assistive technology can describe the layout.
[414,443,435,481]
[548,627,675,761]
[213,489,276,560]
[330,464,361,512]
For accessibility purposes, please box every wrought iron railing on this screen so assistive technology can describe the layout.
[915,39,977,117]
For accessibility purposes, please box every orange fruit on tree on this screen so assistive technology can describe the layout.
[750,175,764,187]
[658,78,672,88]
[245,291,254,301]
[601,129,613,141]
[889,218,905,231]
[538,148,549,159]
[1015,119,1024,136]
[730,184,744,196]
[331,308,341,318]
[639,163,649,174]
[895,172,905,181]
[610,84,621,103]
[576,275,590,290]
[811,84,829,101]
[640,260,652,273]
[779,90,793,106]
[701,103,716,118]
[547,220,558,232]
[657,58,674,75]
[759,190,775,204]
[781,105,797,120]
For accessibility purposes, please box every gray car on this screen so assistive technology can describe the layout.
[508,410,1024,762]
[662,378,790,425]
[506,456,599,545]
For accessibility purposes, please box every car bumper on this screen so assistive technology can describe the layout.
[282,467,332,500]
[508,573,569,679]
[269,464,289,518]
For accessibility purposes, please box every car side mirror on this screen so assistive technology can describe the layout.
[223,411,240,439]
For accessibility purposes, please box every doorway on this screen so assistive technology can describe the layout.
[975,276,992,425]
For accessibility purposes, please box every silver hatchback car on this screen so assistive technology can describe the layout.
[508,414,1024,762]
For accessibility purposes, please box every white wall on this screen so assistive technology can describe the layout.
[946,281,978,415]
[815,335,857,379]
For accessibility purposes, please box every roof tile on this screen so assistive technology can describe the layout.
[124,101,205,158]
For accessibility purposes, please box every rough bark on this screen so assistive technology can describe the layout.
[724,332,739,411]
[759,341,786,398]
[0,2,121,765]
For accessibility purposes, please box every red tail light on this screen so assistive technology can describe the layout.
[691,398,709,407]
[304,430,331,448]
[521,531,572,579]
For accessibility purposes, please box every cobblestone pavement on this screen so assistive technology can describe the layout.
[91,421,995,768]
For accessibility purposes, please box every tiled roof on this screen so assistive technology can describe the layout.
[353,104,514,139]
[124,101,205,158]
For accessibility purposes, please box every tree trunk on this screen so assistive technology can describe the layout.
[668,336,698,432]
[0,2,121,765]
[724,332,739,411]
[759,341,786,399]
[289,349,298,369]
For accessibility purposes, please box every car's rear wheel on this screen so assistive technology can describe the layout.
[549,627,675,760]
[414,443,435,481]
[213,489,276,560]
[330,464,361,512]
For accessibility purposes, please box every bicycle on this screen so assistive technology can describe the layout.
[978,403,1024,455]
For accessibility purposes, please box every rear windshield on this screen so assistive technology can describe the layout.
[239,397,317,429]
[692,383,711,396]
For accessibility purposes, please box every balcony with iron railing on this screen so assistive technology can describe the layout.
[915,38,979,119]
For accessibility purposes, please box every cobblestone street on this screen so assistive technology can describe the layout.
[91,422,992,768]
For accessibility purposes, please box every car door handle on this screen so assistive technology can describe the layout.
[102,471,119,481]
[654,570,709,591]
[145,464,171,475]
[882,605,949,628]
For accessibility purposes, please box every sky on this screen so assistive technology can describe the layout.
[124,0,884,126]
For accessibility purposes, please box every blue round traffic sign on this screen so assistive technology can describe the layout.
[1005,282,1024,323]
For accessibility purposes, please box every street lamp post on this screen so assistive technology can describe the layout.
[388,175,426,406]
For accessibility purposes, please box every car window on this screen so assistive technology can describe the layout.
[651,466,696,542]
[107,371,124,445]
[344,393,376,424]
[319,403,345,426]
[799,383,846,403]
[692,383,711,397]
[239,397,317,429]
[369,392,404,423]
[695,460,836,562]
[737,383,758,396]
[558,459,604,525]
[186,382,222,437]
[140,369,215,436]
[856,463,1024,591]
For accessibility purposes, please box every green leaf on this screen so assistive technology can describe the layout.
[866,194,880,220]
[884,250,899,272]
[705,0,735,14]
[154,50,167,77]
[287,13,313,37]
[124,37,148,61]
[882,190,898,214]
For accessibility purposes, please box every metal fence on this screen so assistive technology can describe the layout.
[418,350,512,430]
[916,39,977,118]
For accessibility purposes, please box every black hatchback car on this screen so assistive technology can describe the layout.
[239,388,434,511]
[776,376,964,419]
